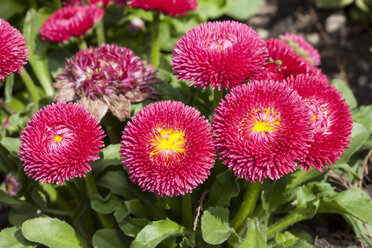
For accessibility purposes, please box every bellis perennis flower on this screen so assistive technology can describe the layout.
[19,102,105,184]
[40,5,104,43]
[172,21,268,90]
[280,32,321,66]
[54,43,158,121]
[0,18,29,81]
[284,74,352,171]
[120,101,215,196]
[128,0,197,17]
[212,81,314,182]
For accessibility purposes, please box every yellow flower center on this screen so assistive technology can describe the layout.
[149,129,186,163]
[251,110,281,133]
[54,135,63,143]
[312,114,317,122]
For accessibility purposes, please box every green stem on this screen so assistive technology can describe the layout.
[40,207,72,216]
[212,89,222,111]
[102,113,121,144]
[151,12,160,68]
[182,194,193,229]
[231,182,262,230]
[20,67,40,103]
[85,173,113,228]
[95,19,105,44]
[53,0,61,9]
[77,39,88,50]
[267,211,304,238]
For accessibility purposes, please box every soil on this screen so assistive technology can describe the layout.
[247,0,372,106]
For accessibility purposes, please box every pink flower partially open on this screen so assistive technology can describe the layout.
[5,174,18,196]
[0,19,29,81]
[19,102,105,184]
[212,81,314,182]
[40,5,104,42]
[128,0,197,17]
[54,43,158,121]
[284,74,353,171]
[120,101,215,196]
[264,38,317,81]
[172,21,268,90]
[280,32,321,66]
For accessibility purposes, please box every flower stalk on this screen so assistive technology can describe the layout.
[95,19,105,44]
[231,182,262,230]
[20,67,40,103]
[151,12,160,68]
[182,193,193,229]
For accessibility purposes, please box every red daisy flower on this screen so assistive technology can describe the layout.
[280,33,321,66]
[212,81,314,182]
[19,102,105,184]
[128,0,197,17]
[120,101,215,196]
[40,5,104,43]
[0,19,29,81]
[172,21,268,90]
[284,74,353,171]
[263,38,316,81]
[54,43,158,121]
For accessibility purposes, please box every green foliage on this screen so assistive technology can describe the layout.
[21,217,87,248]
[201,207,233,244]
[92,229,130,248]
[0,227,35,248]
[241,219,267,248]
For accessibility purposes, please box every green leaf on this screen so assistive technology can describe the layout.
[201,207,233,245]
[352,105,372,133]
[21,217,87,248]
[206,170,239,208]
[114,204,149,237]
[262,176,287,212]
[337,123,370,164]
[240,219,267,248]
[131,219,184,248]
[319,188,372,224]
[331,79,357,109]
[343,214,372,246]
[0,190,30,206]
[272,231,312,248]
[314,0,354,9]
[225,0,263,20]
[196,0,227,20]
[286,167,322,191]
[356,0,370,11]
[0,227,35,248]
[90,193,122,214]
[0,137,20,156]
[92,229,130,248]
[9,205,40,227]
[0,0,25,20]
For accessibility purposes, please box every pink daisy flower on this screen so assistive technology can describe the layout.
[128,0,197,17]
[5,174,19,196]
[40,5,104,43]
[280,32,321,66]
[172,21,268,90]
[54,43,158,121]
[284,74,353,171]
[0,19,29,81]
[120,101,215,196]
[212,81,314,182]
[264,38,316,81]
[19,102,105,184]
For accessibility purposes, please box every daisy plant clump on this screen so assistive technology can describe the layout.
[2,3,372,248]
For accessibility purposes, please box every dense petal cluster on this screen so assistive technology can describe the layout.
[263,39,316,81]
[172,21,268,90]
[212,81,314,182]
[280,32,321,66]
[0,19,29,81]
[128,0,197,17]
[19,102,105,184]
[54,43,158,121]
[40,5,104,42]
[120,101,215,196]
[284,74,352,171]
